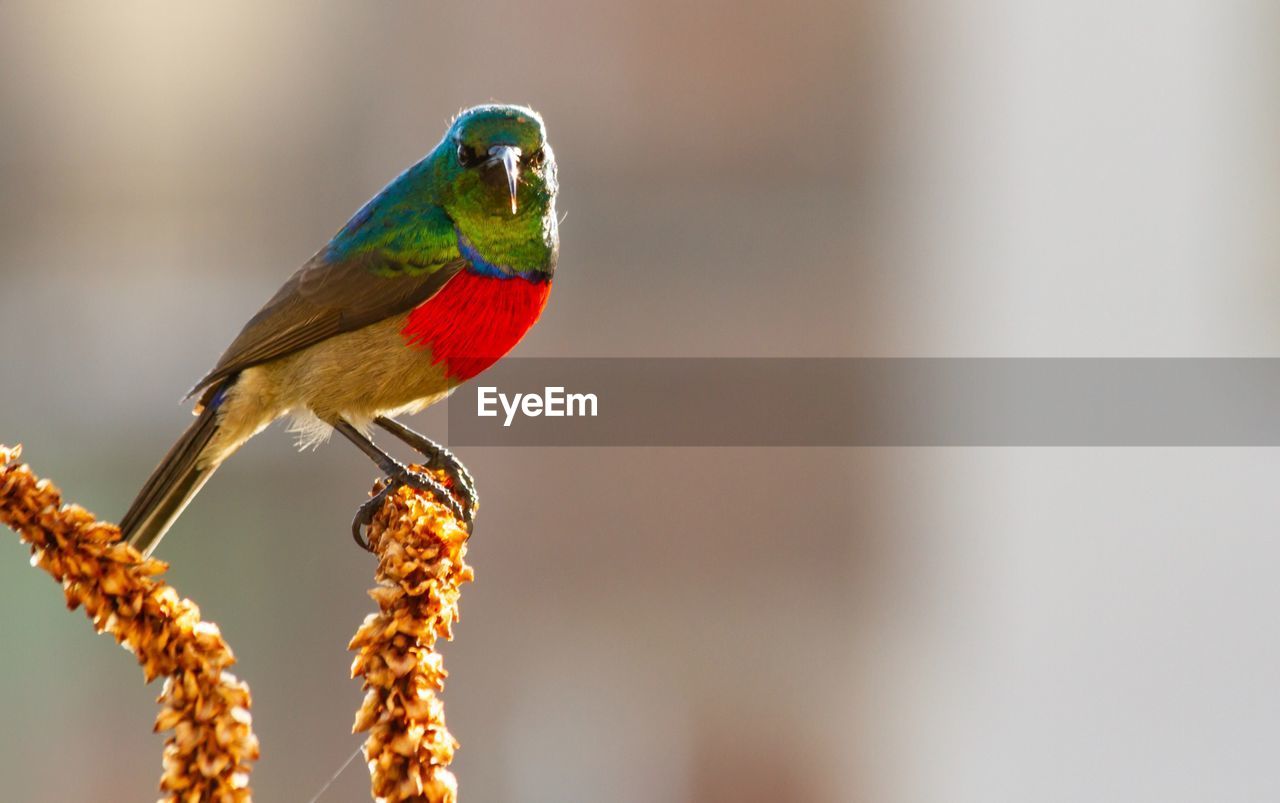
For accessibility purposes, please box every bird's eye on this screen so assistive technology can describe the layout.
[457,143,483,167]
[526,148,545,167]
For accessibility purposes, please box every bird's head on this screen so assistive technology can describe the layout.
[437,104,557,226]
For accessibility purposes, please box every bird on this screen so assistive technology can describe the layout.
[119,103,559,557]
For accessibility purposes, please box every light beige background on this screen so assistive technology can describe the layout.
[1,3,1278,802]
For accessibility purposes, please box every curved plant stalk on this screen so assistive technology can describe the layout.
[0,444,259,801]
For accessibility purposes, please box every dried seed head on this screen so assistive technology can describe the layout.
[0,445,258,802]
[350,470,473,803]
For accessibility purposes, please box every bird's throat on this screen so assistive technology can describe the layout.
[454,218,557,280]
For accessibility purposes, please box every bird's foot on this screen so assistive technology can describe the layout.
[350,465,473,552]
[374,417,479,519]
[423,447,477,511]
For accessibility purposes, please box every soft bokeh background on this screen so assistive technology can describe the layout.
[1,3,1278,802]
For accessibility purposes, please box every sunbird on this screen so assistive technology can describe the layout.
[120,104,559,556]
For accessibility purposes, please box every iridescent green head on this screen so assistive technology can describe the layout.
[328,104,558,277]
[434,104,558,274]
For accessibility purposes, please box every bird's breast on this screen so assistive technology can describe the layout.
[400,270,552,382]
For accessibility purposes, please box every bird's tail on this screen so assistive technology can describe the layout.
[120,400,223,557]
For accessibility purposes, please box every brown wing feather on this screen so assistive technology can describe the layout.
[190,251,467,400]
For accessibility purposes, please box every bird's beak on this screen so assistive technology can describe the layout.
[488,145,522,214]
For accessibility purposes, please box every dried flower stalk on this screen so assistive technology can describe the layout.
[0,444,259,802]
[350,470,474,803]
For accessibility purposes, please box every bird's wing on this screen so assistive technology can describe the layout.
[189,250,466,400]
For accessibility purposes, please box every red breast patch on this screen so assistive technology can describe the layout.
[401,270,552,381]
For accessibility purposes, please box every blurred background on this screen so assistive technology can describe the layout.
[1,2,1278,801]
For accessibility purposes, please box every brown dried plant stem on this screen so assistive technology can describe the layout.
[0,444,258,803]
[350,471,474,803]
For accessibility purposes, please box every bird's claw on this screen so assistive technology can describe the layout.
[350,466,474,553]
[397,466,471,524]
[351,482,395,551]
